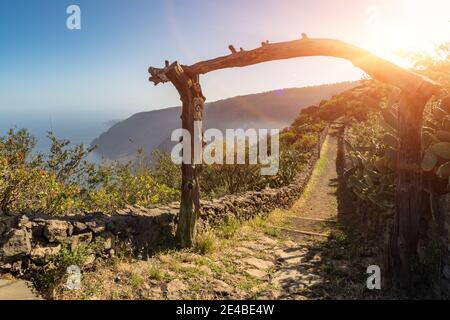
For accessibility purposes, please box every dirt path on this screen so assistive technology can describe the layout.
[55,126,380,300]
[0,277,42,300]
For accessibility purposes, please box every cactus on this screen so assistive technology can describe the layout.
[345,95,450,220]
[431,142,450,160]
[425,119,439,129]
[345,115,396,211]
[436,161,450,179]
[422,130,439,147]
[432,106,449,120]
[436,130,450,143]
[419,98,450,186]
[421,148,438,172]
[442,118,450,131]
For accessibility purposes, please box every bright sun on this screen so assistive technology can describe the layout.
[363,0,450,67]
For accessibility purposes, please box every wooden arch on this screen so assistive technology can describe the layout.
[148,36,440,288]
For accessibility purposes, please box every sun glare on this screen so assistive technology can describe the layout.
[363,0,450,67]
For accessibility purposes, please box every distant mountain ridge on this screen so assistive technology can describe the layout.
[91,82,358,161]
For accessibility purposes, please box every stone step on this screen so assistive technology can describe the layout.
[267,225,329,238]
[286,216,337,223]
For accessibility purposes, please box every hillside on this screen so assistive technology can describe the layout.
[91,82,358,161]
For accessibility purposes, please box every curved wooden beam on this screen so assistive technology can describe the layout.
[149,37,440,97]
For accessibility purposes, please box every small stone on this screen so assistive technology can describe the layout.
[258,236,278,246]
[18,215,32,229]
[97,232,114,250]
[312,254,322,262]
[213,279,234,295]
[241,241,267,251]
[30,244,61,263]
[70,232,93,251]
[85,221,106,234]
[245,269,266,279]
[272,269,304,287]
[11,261,23,274]
[103,237,113,250]
[235,247,254,255]
[166,279,187,293]
[0,229,31,262]
[151,286,163,294]
[283,240,297,248]
[275,248,306,260]
[0,262,12,270]
[44,220,71,242]
[243,257,274,270]
[147,285,163,299]
[83,254,96,267]
[72,221,87,233]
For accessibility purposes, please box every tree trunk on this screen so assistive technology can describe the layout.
[164,63,205,248]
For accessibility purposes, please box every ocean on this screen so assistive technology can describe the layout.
[0,112,118,165]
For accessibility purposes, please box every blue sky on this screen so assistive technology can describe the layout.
[0,0,449,120]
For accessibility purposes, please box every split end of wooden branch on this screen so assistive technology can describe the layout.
[228,44,246,54]
[228,45,237,54]
[148,61,187,85]
[148,66,169,85]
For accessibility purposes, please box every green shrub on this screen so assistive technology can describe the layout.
[0,129,179,215]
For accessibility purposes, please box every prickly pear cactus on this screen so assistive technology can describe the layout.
[344,95,450,219]
[420,97,450,187]
[344,113,396,213]
[379,96,450,188]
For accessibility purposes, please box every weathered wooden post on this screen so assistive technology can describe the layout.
[149,62,205,248]
[389,87,436,290]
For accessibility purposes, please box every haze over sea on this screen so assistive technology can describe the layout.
[0,110,121,163]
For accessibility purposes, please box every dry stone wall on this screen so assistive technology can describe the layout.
[0,207,177,275]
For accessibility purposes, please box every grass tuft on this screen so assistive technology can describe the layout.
[194,230,218,255]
